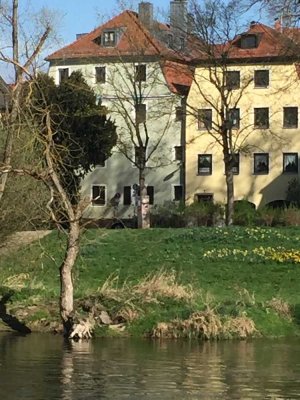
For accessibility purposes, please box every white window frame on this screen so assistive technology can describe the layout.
[91,184,106,207]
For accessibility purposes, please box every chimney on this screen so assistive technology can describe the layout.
[274,18,282,32]
[170,0,187,34]
[138,2,154,30]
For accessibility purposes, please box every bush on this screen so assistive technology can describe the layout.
[233,200,256,226]
[151,202,185,228]
[184,202,224,227]
[286,178,300,207]
[281,207,300,226]
[256,206,281,227]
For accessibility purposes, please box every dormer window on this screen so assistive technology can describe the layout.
[240,34,257,49]
[179,37,185,50]
[103,31,116,47]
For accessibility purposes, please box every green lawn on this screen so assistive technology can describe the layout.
[1,226,300,337]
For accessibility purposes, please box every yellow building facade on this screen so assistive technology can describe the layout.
[186,27,300,208]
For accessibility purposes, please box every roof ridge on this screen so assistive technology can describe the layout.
[126,9,164,55]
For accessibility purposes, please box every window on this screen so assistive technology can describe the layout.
[179,37,185,50]
[95,66,106,83]
[174,146,183,161]
[92,185,106,205]
[228,108,240,129]
[198,109,212,130]
[240,34,257,49]
[254,153,269,174]
[283,153,298,173]
[230,153,240,174]
[254,70,269,88]
[59,68,69,83]
[283,107,298,128]
[254,108,269,129]
[103,31,116,46]
[196,193,213,203]
[175,106,183,121]
[135,146,146,167]
[174,185,183,201]
[225,71,240,90]
[135,64,146,82]
[147,186,154,205]
[198,154,212,175]
[135,104,146,124]
[123,186,132,205]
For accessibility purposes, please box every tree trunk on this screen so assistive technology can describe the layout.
[138,167,150,229]
[60,220,80,336]
[0,0,21,203]
[225,168,234,226]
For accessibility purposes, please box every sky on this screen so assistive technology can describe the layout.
[37,0,173,46]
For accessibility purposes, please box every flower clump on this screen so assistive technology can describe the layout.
[203,246,300,264]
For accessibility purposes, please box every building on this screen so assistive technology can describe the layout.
[185,22,300,208]
[0,76,10,112]
[46,1,194,222]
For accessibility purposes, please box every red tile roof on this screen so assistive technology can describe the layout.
[161,61,193,94]
[193,22,300,63]
[46,10,185,61]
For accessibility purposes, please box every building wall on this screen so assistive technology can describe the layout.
[186,62,300,208]
[48,60,184,219]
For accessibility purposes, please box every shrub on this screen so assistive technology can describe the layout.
[257,206,281,226]
[184,202,224,227]
[286,178,300,207]
[281,207,300,226]
[233,200,256,226]
[151,202,185,228]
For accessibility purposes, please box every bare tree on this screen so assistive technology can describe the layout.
[185,0,256,225]
[245,0,300,25]
[0,0,52,202]
[106,57,178,228]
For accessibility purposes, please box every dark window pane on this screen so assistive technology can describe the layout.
[196,193,213,202]
[225,71,240,90]
[123,186,131,205]
[59,68,69,83]
[240,34,257,49]
[198,154,212,175]
[135,104,146,124]
[198,109,212,130]
[175,146,183,161]
[283,107,298,128]
[92,185,106,205]
[147,186,154,205]
[283,153,298,173]
[95,66,106,83]
[228,108,240,129]
[174,185,183,201]
[135,65,146,82]
[230,153,240,174]
[254,108,269,128]
[254,153,269,174]
[254,70,269,87]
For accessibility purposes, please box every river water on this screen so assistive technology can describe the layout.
[0,333,300,399]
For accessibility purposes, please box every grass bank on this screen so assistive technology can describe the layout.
[1,227,300,339]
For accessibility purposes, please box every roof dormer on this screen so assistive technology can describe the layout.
[93,28,125,48]
[240,34,258,49]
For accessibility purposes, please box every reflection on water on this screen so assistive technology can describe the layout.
[0,333,300,399]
